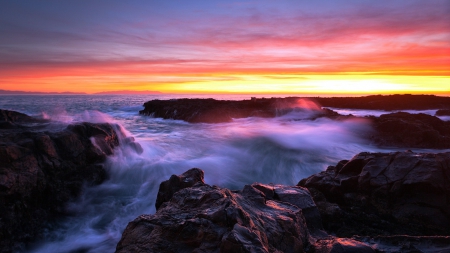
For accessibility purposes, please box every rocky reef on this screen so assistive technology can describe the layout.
[116,151,450,252]
[139,95,450,123]
[0,109,142,252]
[299,151,450,237]
[312,94,450,111]
[139,96,450,149]
[368,112,450,149]
[139,97,338,123]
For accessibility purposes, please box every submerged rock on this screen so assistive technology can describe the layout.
[0,109,142,252]
[116,169,375,253]
[299,151,450,237]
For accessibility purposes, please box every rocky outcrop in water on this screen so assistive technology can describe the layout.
[139,98,339,123]
[139,96,450,149]
[312,94,450,110]
[116,169,376,253]
[117,151,450,252]
[0,109,142,252]
[298,151,450,237]
[369,112,450,149]
[436,109,450,116]
[139,95,450,123]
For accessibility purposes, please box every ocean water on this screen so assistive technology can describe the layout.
[0,94,447,252]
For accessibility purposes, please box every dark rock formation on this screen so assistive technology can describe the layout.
[369,112,450,148]
[436,109,450,116]
[116,169,376,253]
[313,94,450,110]
[139,96,450,149]
[0,109,142,252]
[139,95,450,123]
[117,151,450,252]
[298,151,450,238]
[139,98,339,123]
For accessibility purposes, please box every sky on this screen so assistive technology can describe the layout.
[0,0,449,95]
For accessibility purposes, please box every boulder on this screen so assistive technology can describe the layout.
[299,151,450,237]
[116,169,375,253]
[0,109,142,252]
[369,112,450,148]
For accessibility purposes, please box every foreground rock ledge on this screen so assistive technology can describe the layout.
[299,151,450,237]
[116,169,375,253]
[0,109,142,252]
[117,151,450,253]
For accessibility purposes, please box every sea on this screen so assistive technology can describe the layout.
[0,94,449,253]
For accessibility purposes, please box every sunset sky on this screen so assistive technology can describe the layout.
[0,0,449,95]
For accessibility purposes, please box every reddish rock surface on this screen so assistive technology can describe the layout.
[139,96,450,149]
[139,98,339,123]
[299,151,450,237]
[116,169,375,253]
[0,109,142,252]
[369,112,450,148]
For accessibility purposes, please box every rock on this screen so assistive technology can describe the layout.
[0,109,142,252]
[369,112,450,148]
[436,109,450,116]
[139,98,339,123]
[155,168,205,210]
[313,237,375,253]
[139,95,450,123]
[312,94,450,111]
[298,151,450,237]
[354,235,450,253]
[116,169,376,253]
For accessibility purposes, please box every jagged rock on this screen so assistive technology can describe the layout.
[0,109,142,252]
[369,112,450,148]
[116,169,375,253]
[298,151,450,237]
[155,168,205,210]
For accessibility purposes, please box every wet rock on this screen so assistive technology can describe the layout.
[155,168,205,210]
[299,151,450,237]
[116,169,377,253]
[0,109,142,252]
[355,235,450,253]
[313,237,375,253]
[140,98,338,123]
[139,95,450,123]
[117,170,316,252]
[369,112,450,148]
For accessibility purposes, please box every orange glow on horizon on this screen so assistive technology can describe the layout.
[1,1,448,96]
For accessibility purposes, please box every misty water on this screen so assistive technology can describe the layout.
[0,95,448,253]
